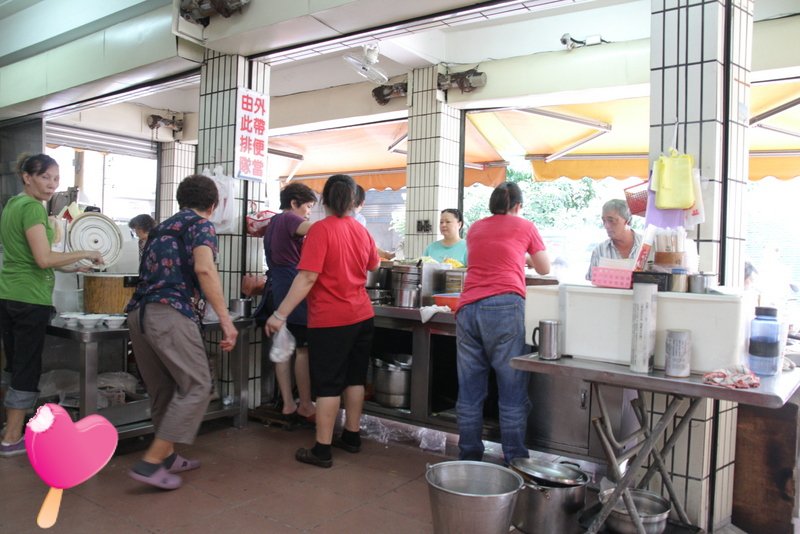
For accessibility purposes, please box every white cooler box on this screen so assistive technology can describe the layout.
[525,284,751,373]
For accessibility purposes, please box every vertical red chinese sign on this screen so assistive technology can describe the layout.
[235,87,268,182]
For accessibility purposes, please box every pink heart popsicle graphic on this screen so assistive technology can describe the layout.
[25,403,118,528]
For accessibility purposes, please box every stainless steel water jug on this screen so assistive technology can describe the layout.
[532,319,560,360]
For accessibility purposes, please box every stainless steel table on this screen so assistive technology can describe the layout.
[511,354,800,534]
[46,317,253,439]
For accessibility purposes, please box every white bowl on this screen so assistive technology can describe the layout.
[105,315,126,328]
[78,314,106,329]
[62,317,79,328]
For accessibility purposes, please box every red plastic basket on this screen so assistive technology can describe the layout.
[624,181,648,216]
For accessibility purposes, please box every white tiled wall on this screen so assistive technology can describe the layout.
[405,65,461,258]
[157,141,195,220]
[649,0,753,526]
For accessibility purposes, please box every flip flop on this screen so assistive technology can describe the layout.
[128,466,182,490]
[166,453,201,474]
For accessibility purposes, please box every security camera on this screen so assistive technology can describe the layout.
[560,33,571,46]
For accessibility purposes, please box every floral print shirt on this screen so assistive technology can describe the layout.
[125,209,217,323]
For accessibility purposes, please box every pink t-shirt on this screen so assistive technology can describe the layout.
[459,214,546,308]
[297,215,380,328]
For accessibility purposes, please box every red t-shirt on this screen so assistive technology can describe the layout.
[459,214,546,308]
[297,215,380,328]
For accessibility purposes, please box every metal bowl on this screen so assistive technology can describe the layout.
[599,488,670,534]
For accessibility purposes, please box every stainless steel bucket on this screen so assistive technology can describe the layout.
[426,461,524,534]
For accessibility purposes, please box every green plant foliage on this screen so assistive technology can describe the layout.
[463,169,598,230]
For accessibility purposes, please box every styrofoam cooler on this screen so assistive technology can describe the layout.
[525,284,752,373]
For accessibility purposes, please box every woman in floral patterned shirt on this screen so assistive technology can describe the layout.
[125,174,237,490]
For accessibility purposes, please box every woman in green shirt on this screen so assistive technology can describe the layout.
[0,153,102,457]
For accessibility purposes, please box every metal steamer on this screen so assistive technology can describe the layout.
[391,264,421,308]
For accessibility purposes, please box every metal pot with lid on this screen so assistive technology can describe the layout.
[510,459,588,534]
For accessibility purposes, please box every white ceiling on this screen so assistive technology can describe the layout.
[2,0,798,120]
[128,0,800,113]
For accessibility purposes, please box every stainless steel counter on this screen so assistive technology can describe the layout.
[367,304,463,434]
[510,354,800,409]
[372,304,456,325]
[46,317,254,439]
[511,353,800,533]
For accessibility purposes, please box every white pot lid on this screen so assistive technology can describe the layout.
[67,212,123,269]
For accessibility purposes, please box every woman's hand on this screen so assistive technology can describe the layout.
[265,312,285,336]
[85,251,104,266]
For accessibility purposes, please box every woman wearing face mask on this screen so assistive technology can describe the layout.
[423,208,467,266]
[586,199,642,281]
[0,153,103,458]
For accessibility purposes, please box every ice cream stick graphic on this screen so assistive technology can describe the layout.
[25,404,118,528]
[37,487,63,528]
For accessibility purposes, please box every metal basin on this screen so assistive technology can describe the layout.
[599,488,670,534]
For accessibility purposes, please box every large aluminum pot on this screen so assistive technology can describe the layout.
[510,459,588,534]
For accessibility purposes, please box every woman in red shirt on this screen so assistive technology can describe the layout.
[456,181,550,464]
[266,174,379,468]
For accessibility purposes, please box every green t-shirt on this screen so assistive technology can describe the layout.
[423,239,468,266]
[0,194,55,306]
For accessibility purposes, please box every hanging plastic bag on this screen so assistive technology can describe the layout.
[246,201,277,238]
[269,324,296,363]
[202,166,238,234]
[683,168,706,227]
[651,149,695,209]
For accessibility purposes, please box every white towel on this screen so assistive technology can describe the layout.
[419,305,451,323]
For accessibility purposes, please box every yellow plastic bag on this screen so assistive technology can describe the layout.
[651,149,695,209]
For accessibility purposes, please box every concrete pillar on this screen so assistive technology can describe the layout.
[156,141,195,221]
[404,65,462,259]
[647,0,753,529]
[196,50,270,407]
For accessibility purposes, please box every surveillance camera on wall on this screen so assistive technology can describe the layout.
[560,33,571,46]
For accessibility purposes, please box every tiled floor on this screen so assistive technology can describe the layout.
[1,416,753,533]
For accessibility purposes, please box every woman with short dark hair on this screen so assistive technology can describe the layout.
[125,174,238,489]
[456,181,550,464]
[128,213,156,257]
[0,153,103,457]
[266,174,380,468]
[423,208,467,266]
[263,182,318,422]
